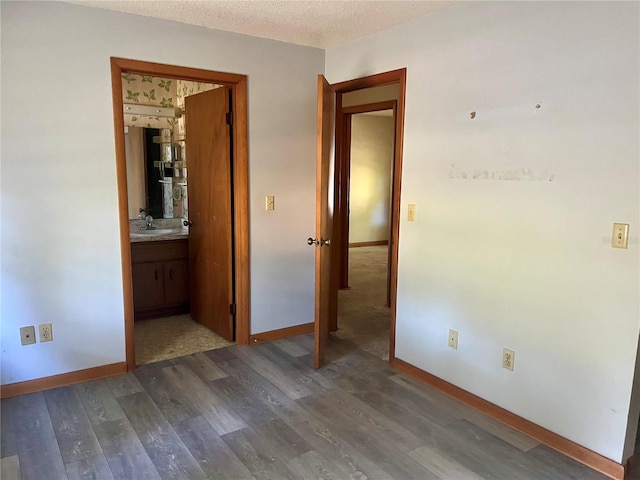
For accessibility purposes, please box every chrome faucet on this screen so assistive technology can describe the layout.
[138,208,154,230]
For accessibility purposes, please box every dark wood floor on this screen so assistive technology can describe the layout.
[1,334,609,480]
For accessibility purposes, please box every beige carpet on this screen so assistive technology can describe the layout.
[334,245,391,360]
[135,314,233,365]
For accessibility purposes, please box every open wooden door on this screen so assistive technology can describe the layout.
[313,75,336,368]
[185,87,235,341]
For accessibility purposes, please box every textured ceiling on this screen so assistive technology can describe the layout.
[68,1,457,48]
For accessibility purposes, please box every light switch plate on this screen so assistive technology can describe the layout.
[266,195,275,211]
[408,204,416,222]
[612,223,629,249]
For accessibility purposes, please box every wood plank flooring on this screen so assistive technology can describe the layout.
[1,334,609,480]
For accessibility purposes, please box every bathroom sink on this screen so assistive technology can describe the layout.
[130,228,181,237]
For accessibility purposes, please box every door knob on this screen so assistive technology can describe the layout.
[308,237,331,246]
[183,220,192,226]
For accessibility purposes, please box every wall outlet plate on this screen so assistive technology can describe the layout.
[20,326,36,346]
[502,348,515,371]
[39,323,53,342]
[448,329,458,349]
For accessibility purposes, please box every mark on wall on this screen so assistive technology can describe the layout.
[459,102,543,122]
[449,164,555,182]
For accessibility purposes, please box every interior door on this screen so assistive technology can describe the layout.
[185,87,235,341]
[313,75,336,368]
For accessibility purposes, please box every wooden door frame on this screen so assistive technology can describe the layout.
[330,68,406,362]
[110,57,250,372]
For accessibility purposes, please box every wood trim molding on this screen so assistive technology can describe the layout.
[349,240,389,248]
[332,69,407,93]
[111,57,246,84]
[341,100,396,115]
[110,58,251,368]
[626,453,637,479]
[232,76,250,346]
[110,60,136,371]
[250,323,314,344]
[387,68,406,361]
[391,357,625,480]
[0,362,127,399]
[338,103,351,290]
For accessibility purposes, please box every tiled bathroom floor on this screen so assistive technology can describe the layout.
[135,314,233,365]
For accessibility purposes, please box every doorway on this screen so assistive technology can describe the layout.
[110,58,250,371]
[334,105,396,360]
[313,69,406,367]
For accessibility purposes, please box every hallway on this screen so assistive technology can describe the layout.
[334,245,391,360]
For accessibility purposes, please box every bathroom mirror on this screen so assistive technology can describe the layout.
[121,73,222,222]
[125,127,186,220]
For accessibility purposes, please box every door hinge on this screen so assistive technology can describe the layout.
[226,111,233,126]
[229,303,236,316]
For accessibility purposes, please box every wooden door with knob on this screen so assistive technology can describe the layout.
[312,74,336,368]
[185,86,235,341]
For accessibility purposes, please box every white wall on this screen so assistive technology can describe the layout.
[0,1,322,384]
[349,114,394,244]
[327,1,639,463]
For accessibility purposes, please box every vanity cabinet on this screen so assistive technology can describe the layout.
[131,239,189,319]
[164,259,189,305]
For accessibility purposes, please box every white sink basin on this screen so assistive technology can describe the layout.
[131,228,180,237]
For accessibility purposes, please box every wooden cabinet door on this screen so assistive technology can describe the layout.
[165,259,189,306]
[132,262,165,310]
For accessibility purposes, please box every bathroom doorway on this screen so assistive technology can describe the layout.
[111,58,250,370]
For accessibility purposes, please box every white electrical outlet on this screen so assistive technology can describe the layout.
[20,326,36,346]
[502,348,515,371]
[448,329,458,349]
[39,323,53,342]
